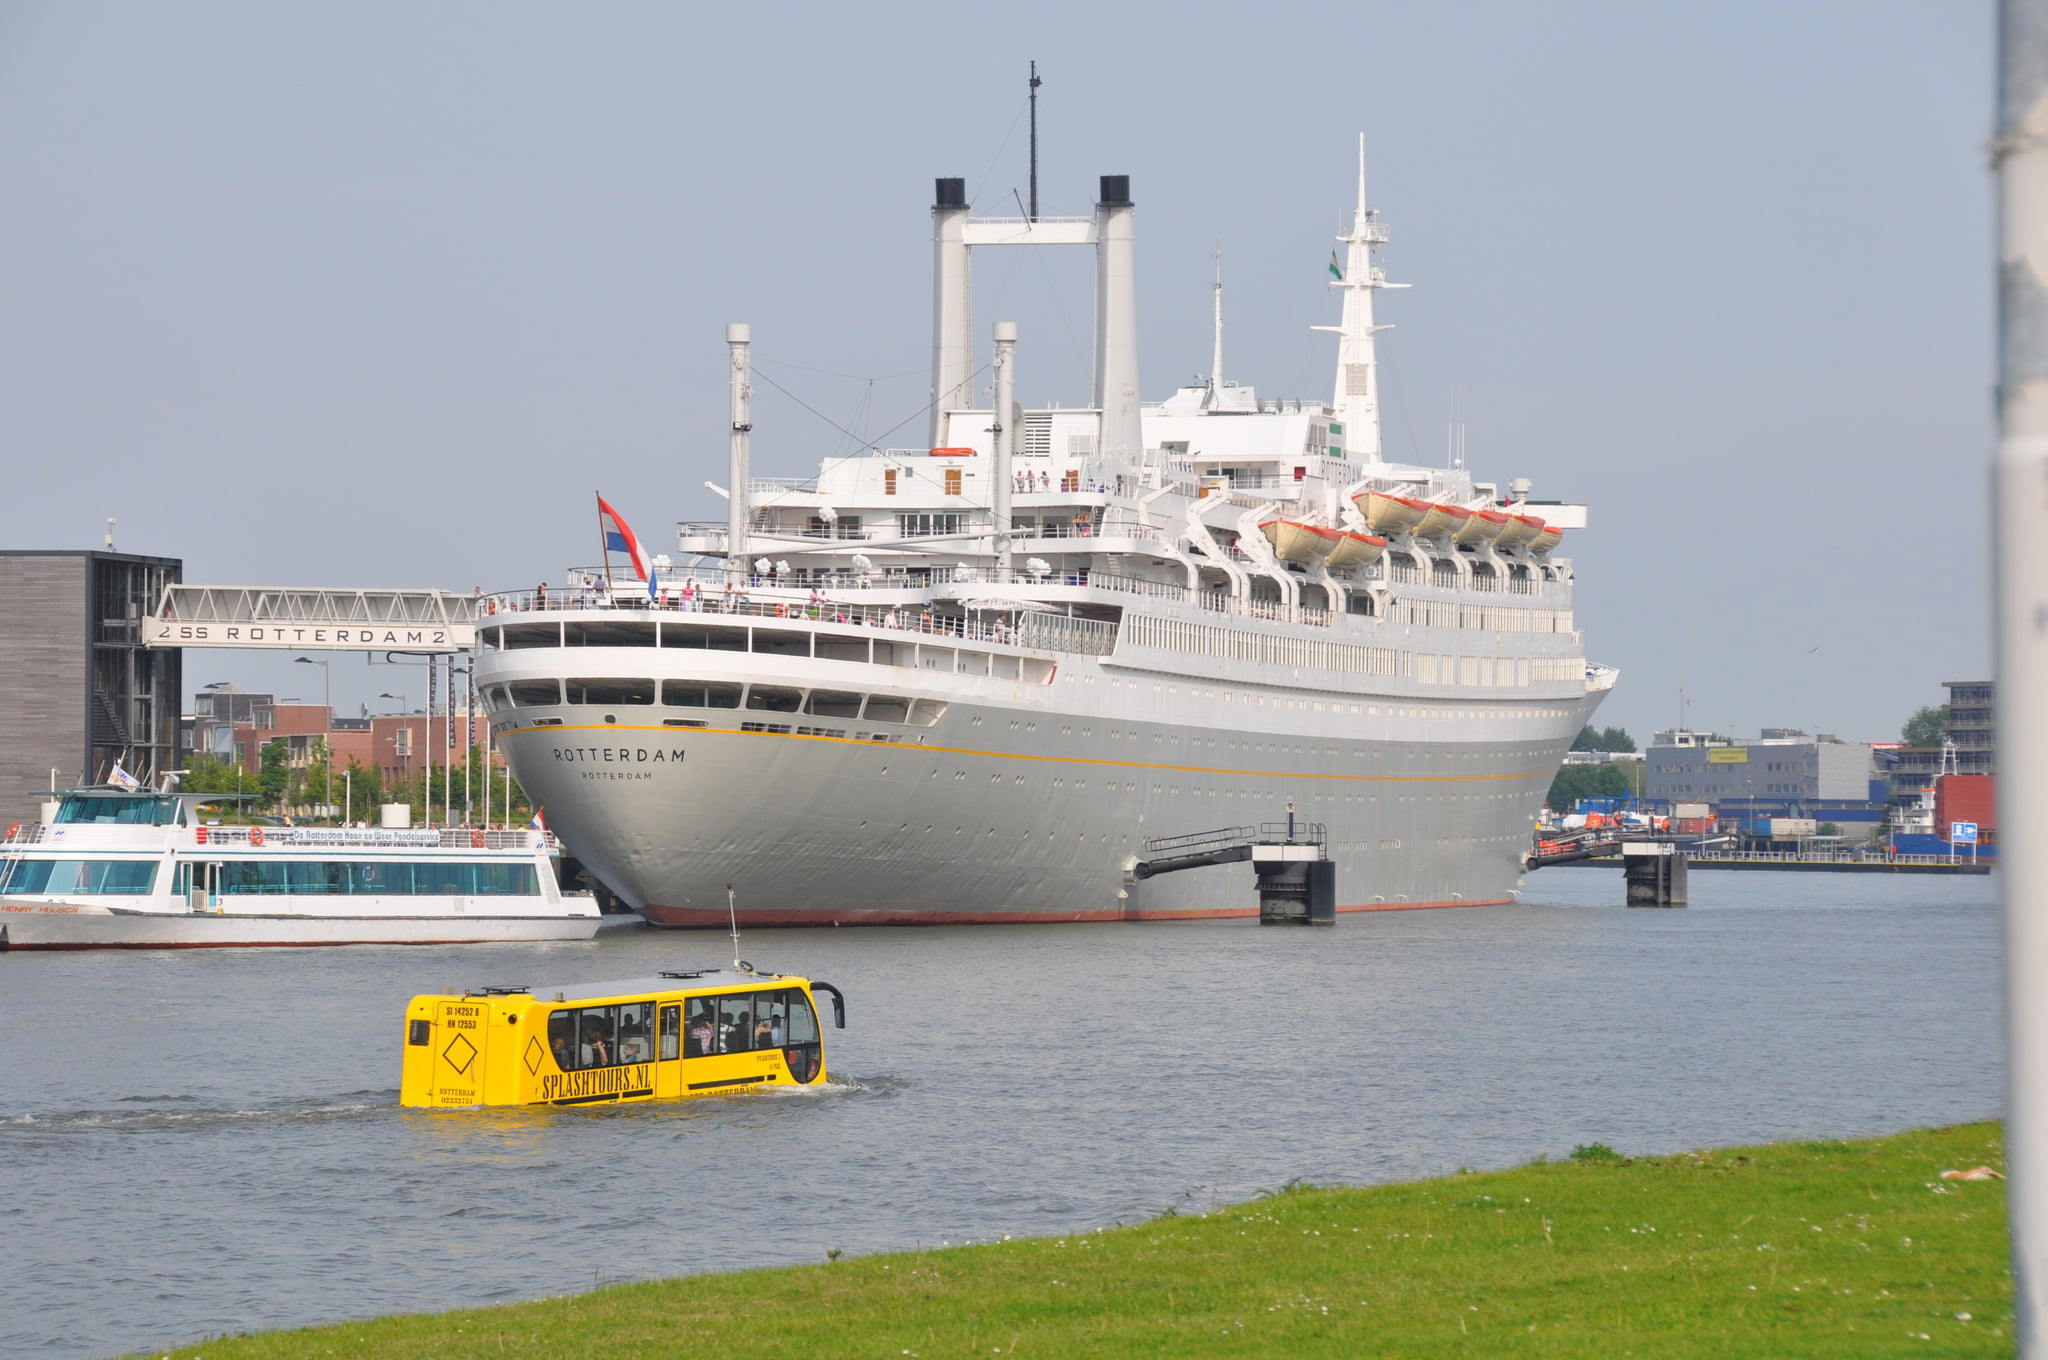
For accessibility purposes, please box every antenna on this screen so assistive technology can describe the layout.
[104,517,117,551]
[725,882,744,971]
[1209,244,1225,401]
[1027,61,1041,222]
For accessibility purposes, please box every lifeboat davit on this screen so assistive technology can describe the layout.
[1354,490,1425,535]
[1412,502,1469,539]
[1494,513,1543,549]
[1322,531,1389,568]
[1529,524,1564,554]
[1260,520,1339,562]
[1453,508,1509,545]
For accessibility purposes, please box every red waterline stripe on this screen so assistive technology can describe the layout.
[3,937,519,951]
[639,897,1514,927]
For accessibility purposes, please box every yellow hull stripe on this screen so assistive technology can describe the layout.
[497,722,1550,785]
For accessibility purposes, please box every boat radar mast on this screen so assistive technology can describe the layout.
[1312,134,1407,462]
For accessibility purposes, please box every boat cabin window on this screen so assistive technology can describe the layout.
[205,861,540,897]
[55,794,179,825]
[509,680,563,707]
[0,859,157,895]
[547,1003,648,1071]
[861,695,911,723]
[616,1002,653,1063]
[564,678,656,706]
[747,686,803,714]
[564,621,657,648]
[500,623,562,649]
[661,681,742,709]
[803,690,862,718]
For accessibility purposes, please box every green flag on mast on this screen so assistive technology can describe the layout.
[1328,252,1343,280]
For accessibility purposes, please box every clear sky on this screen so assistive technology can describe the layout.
[0,1,1992,743]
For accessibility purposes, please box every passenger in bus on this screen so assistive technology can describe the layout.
[685,1006,714,1057]
[548,1011,576,1069]
[579,1017,612,1067]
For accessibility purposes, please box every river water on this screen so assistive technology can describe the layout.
[1,869,2001,1359]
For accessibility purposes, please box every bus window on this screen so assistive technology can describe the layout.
[548,1010,576,1070]
[617,1002,652,1063]
[684,999,715,1057]
[717,994,756,1053]
[658,1004,681,1061]
[754,992,790,1048]
[577,1007,618,1068]
[784,990,822,1082]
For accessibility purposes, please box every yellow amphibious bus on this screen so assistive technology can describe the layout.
[400,967,845,1108]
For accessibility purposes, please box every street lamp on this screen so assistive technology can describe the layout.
[294,657,332,819]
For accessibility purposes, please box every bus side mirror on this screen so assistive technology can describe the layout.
[813,982,846,1030]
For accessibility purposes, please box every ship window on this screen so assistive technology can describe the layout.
[862,695,911,723]
[660,625,707,647]
[509,680,563,706]
[752,631,811,658]
[565,678,656,705]
[803,690,863,718]
[500,623,562,649]
[564,621,657,648]
[548,1010,576,1068]
[55,795,178,825]
[0,858,157,895]
[659,1003,681,1061]
[747,686,803,713]
[661,681,742,709]
[815,635,869,663]
[906,700,948,727]
[703,627,748,652]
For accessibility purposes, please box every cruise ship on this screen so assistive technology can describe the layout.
[473,146,1615,925]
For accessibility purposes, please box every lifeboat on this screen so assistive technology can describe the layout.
[1453,508,1509,545]
[1353,490,1425,535]
[1529,524,1564,554]
[1322,531,1389,568]
[1411,502,1470,539]
[1260,520,1339,562]
[1494,513,1542,549]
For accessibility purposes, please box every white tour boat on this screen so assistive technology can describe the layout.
[0,789,601,950]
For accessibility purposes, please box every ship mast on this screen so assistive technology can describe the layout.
[1028,62,1041,222]
[1313,135,1407,462]
[1207,245,1224,405]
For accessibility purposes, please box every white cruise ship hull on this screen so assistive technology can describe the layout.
[490,659,1606,925]
[0,900,600,950]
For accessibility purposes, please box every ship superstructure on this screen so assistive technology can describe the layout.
[472,144,1615,924]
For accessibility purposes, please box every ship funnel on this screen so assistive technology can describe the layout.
[1093,175,1140,458]
[930,177,974,446]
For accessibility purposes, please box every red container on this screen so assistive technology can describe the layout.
[1675,816,1715,834]
[1935,774,1997,834]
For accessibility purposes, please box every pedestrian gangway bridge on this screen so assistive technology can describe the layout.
[1130,822,1335,925]
[142,585,476,652]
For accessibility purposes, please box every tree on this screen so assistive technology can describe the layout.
[257,739,291,811]
[341,758,383,823]
[1572,725,1638,753]
[1902,705,1947,747]
[1545,762,1635,811]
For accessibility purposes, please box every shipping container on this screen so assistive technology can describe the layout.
[1674,803,1710,819]
[1768,818,1818,838]
[1935,774,1996,834]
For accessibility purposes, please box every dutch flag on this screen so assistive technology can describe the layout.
[529,806,546,832]
[597,494,660,601]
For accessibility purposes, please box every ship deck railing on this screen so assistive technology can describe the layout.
[0,824,553,851]
[486,564,1342,633]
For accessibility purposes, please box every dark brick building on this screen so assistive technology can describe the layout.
[0,550,182,827]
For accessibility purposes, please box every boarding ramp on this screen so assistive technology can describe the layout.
[1132,822,1334,926]
[142,585,476,652]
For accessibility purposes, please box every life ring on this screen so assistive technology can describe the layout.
[774,602,790,618]
[3,823,17,840]
[471,830,486,848]
[249,827,265,846]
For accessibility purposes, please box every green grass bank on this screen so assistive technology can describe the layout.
[148,1123,2009,1359]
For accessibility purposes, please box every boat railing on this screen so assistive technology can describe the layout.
[189,826,553,851]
